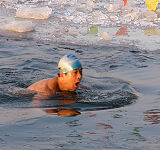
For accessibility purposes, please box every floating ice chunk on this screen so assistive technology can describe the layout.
[134,20,157,27]
[142,9,157,21]
[131,11,140,20]
[76,6,87,12]
[73,16,87,24]
[59,15,75,22]
[110,15,119,21]
[76,0,95,12]
[101,32,111,41]
[93,11,108,21]
[5,21,35,32]
[87,0,95,11]
[155,9,160,18]
[121,13,132,23]
[16,6,52,19]
[122,5,134,12]
[69,31,78,37]
[106,4,121,13]
[52,0,77,6]
[131,12,138,20]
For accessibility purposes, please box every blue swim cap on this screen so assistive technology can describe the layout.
[58,54,82,73]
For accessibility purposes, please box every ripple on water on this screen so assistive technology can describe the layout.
[0,76,137,111]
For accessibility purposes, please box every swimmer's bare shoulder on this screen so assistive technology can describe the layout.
[27,77,59,94]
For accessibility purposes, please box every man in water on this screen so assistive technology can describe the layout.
[27,54,82,95]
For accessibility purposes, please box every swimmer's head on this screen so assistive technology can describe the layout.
[58,54,82,73]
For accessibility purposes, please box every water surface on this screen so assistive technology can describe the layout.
[1,0,160,149]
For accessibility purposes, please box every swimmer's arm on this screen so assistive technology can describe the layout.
[27,78,57,94]
[30,86,55,102]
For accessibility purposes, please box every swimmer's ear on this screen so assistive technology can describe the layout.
[59,73,63,77]
[59,73,67,81]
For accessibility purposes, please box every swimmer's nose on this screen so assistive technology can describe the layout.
[77,71,82,79]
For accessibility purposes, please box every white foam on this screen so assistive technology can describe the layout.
[16,6,52,19]
[5,21,35,32]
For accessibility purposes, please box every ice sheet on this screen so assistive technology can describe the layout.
[5,21,36,32]
[16,6,52,19]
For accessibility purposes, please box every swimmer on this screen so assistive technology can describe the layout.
[27,54,82,95]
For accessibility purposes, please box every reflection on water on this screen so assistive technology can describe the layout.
[44,108,81,116]
[85,116,114,148]
[115,26,128,36]
[143,109,160,125]
[0,83,137,114]
[96,123,113,129]
[129,127,146,142]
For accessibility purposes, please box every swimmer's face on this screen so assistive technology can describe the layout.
[63,68,82,91]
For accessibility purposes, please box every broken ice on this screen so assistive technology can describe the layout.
[101,32,111,41]
[16,6,52,19]
[5,21,35,32]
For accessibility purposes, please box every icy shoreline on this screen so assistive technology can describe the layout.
[1,0,160,50]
